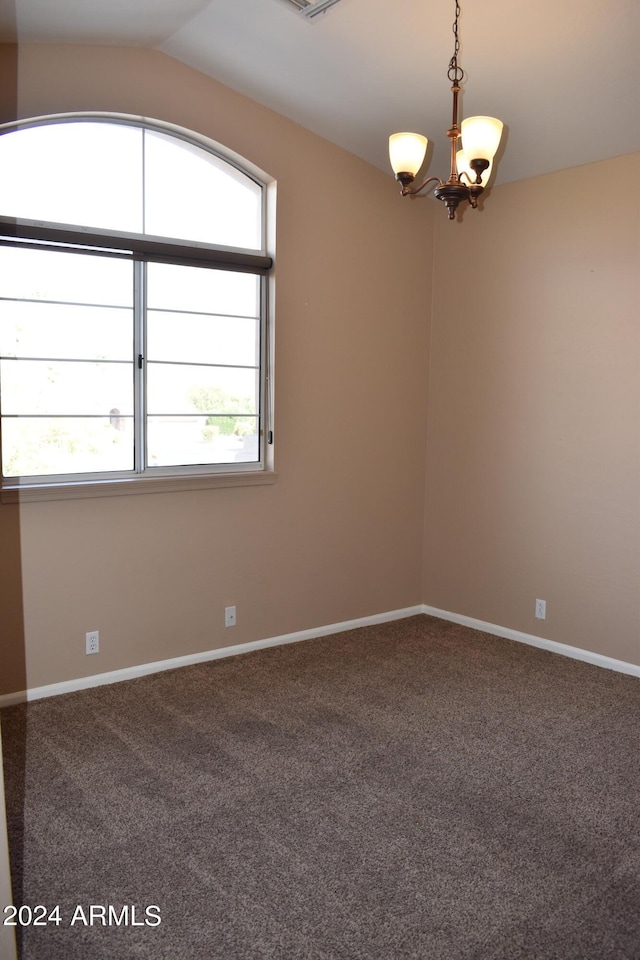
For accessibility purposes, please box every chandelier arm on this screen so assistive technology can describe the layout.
[400,176,444,197]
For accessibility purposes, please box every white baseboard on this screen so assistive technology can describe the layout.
[2,603,638,708]
[421,604,640,679]
[0,605,423,707]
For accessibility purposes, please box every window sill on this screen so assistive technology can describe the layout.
[1,470,277,503]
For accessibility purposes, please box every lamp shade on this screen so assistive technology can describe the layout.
[456,148,493,186]
[460,116,503,162]
[389,133,428,177]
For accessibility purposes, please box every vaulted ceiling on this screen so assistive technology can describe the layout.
[1,0,638,187]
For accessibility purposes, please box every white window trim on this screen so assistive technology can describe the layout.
[1,470,277,504]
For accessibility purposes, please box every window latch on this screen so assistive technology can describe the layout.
[138,354,144,369]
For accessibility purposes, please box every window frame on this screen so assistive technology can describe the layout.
[0,116,276,503]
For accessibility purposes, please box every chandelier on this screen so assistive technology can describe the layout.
[389,0,503,220]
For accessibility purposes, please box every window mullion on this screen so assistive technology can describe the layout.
[133,260,146,474]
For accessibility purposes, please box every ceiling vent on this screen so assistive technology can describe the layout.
[286,0,343,19]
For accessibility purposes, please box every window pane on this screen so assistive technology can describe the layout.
[144,130,262,249]
[0,246,133,307]
[147,363,257,415]
[147,416,259,468]
[1,359,134,416]
[0,244,135,480]
[147,311,258,367]
[0,122,143,233]
[145,259,261,471]
[0,301,132,361]
[1,416,134,478]
[147,363,259,465]
[146,262,260,317]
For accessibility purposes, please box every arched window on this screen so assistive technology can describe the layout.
[0,118,273,499]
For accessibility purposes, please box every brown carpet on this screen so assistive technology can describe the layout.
[2,614,640,960]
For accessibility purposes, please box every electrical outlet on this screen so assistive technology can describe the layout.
[535,599,546,621]
[225,605,236,627]
[85,630,100,655]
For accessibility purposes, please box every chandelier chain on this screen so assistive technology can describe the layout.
[447,0,464,84]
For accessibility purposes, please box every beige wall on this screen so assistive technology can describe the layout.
[0,45,433,695]
[424,154,640,665]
